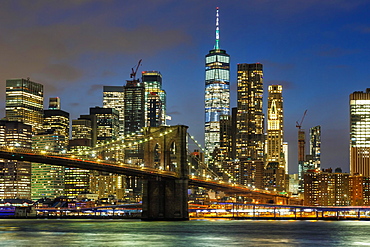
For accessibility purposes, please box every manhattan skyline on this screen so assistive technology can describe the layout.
[1,1,370,173]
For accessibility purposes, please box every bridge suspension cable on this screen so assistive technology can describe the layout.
[187,133,222,180]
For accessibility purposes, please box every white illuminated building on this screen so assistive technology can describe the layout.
[205,7,230,157]
[350,89,370,176]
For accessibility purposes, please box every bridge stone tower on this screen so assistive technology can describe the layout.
[141,125,189,220]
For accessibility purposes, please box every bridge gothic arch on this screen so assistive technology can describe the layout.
[153,143,161,169]
[142,125,189,220]
[168,141,177,172]
[143,125,188,177]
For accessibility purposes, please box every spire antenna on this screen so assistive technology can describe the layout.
[215,7,220,50]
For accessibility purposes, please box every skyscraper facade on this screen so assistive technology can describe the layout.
[6,78,44,133]
[103,86,125,137]
[235,63,264,187]
[298,125,321,193]
[43,98,70,148]
[90,107,119,145]
[265,85,285,190]
[266,85,284,166]
[205,7,230,157]
[310,125,321,164]
[31,98,69,200]
[0,121,32,199]
[124,80,145,136]
[71,115,95,147]
[142,71,166,127]
[350,89,370,176]
[304,169,350,206]
[66,115,95,199]
[31,133,65,200]
[236,63,264,161]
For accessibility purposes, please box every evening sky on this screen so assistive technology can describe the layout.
[1,0,370,173]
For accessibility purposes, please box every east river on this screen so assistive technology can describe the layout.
[1,219,370,246]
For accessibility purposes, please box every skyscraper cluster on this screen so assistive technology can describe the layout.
[204,8,287,191]
[0,71,167,202]
[203,8,370,206]
[1,7,370,208]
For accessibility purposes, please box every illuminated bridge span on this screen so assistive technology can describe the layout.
[0,125,296,220]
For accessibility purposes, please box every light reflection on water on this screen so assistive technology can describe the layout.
[0,219,370,246]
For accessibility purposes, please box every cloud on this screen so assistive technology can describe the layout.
[0,0,191,98]
[88,84,104,95]
[41,64,84,81]
[166,111,181,115]
[69,102,80,107]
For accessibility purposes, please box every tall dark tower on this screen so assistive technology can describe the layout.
[142,71,166,127]
[204,7,230,158]
[236,63,264,161]
[124,80,145,136]
[235,63,264,187]
[124,61,145,163]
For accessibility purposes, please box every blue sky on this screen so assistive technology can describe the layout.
[1,0,370,173]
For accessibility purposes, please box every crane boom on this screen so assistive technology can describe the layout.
[130,59,142,81]
[296,110,307,129]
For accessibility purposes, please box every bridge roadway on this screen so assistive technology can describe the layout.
[0,147,289,201]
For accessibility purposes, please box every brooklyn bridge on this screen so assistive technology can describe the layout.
[0,125,300,220]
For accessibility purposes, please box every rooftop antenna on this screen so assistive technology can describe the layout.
[214,7,220,50]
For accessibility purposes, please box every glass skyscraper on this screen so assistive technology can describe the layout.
[142,71,166,127]
[235,63,264,187]
[205,7,230,157]
[103,86,125,137]
[350,89,370,176]
[6,78,44,133]
[236,63,264,161]
[0,121,32,199]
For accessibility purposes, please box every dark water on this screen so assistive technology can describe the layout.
[0,219,370,246]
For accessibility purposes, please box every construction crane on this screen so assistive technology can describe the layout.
[296,110,307,163]
[130,59,142,81]
[296,110,307,129]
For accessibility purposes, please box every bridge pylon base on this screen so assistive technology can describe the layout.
[141,178,189,221]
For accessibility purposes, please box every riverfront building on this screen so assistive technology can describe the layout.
[31,133,65,200]
[0,121,32,199]
[204,7,230,157]
[66,114,96,199]
[349,175,370,206]
[88,107,123,199]
[304,168,350,206]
